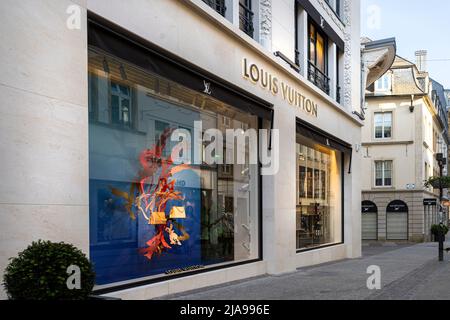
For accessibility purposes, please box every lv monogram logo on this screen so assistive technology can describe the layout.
[320,16,325,28]
[203,80,212,95]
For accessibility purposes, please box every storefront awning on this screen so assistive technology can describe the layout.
[88,14,273,121]
[296,119,353,173]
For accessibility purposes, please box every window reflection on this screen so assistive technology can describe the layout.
[88,49,260,286]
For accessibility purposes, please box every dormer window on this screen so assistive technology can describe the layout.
[375,73,392,93]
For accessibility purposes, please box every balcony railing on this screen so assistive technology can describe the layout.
[308,61,330,95]
[202,0,226,17]
[239,2,254,38]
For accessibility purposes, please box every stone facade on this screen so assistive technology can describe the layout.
[362,191,439,242]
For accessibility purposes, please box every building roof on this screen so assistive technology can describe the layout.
[361,37,397,89]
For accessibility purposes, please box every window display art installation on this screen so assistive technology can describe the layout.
[111,127,191,261]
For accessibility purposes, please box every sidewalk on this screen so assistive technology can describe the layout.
[158,241,450,300]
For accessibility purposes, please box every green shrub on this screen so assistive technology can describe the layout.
[2,240,95,300]
[424,176,450,189]
[431,224,449,236]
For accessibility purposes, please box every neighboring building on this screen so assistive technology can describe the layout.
[361,50,449,243]
[446,89,450,162]
[0,0,386,300]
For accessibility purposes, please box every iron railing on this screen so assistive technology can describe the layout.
[202,0,226,17]
[308,61,330,95]
[239,2,254,38]
[336,85,341,104]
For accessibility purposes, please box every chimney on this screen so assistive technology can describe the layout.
[415,50,428,72]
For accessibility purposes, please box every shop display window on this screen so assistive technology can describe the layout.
[88,49,260,288]
[296,132,343,250]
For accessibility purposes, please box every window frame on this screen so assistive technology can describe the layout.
[295,119,346,254]
[374,160,393,188]
[324,0,343,20]
[87,17,273,295]
[375,73,392,93]
[109,80,133,129]
[239,0,254,38]
[308,20,329,76]
[374,111,393,140]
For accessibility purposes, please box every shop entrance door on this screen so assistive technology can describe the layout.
[386,200,409,241]
[362,201,378,240]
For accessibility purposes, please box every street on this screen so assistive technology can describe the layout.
[159,241,450,300]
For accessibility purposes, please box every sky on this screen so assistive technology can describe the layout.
[361,0,450,88]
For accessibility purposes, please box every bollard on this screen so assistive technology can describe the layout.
[439,226,444,262]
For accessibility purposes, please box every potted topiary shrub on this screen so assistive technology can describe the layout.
[430,224,449,242]
[2,240,95,300]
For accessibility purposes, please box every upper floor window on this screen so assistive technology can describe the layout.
[308,21,330,94]
[335,0,341,17]
[325,0,342,18]
[336,47,342,104]
[375,160,393,187]
[433,131,437,152]
[111,82,132,128]
[239,0,254,38]
[374,112,392,139]
[222,115,231,128]
[202,0,226,17]
[375,74,391,93]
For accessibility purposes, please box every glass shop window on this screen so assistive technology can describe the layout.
[296,133,343,251]
[88,49,260,288]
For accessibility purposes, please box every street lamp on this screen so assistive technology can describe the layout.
[436,153,447,262]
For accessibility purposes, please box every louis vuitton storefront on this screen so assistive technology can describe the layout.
[0,0,364,300]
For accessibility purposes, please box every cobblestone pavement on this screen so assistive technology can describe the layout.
[158,241,450,300]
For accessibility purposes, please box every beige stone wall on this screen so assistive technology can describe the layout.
[362,95,445,193]
[0,0,89,299]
